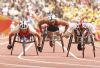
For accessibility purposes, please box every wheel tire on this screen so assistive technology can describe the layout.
[7,44,13,49]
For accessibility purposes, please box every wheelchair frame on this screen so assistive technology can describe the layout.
[10,33,38,56]
[40,26,64,53]
[66,27,95,58]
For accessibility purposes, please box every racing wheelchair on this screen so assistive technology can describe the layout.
[66,25,95,58]
[38,24,64,53]
[7,23,39,56]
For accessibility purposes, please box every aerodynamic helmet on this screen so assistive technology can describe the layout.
[19,20,28,29]
[48,13,56,22]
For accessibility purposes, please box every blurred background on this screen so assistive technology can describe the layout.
[0,0,100,39]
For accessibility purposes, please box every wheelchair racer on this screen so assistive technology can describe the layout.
[37,13,69,52]
[7,16,41,49]
[64,17,96,50]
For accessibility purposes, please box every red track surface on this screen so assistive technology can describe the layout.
[0,36,100,68]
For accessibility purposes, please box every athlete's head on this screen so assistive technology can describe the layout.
[19,20,28,29]
[48,14,56,22]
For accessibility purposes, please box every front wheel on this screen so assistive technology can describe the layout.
[7,44,13,49]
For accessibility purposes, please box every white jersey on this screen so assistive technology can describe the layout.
[10,20,36,34]
[67,22,96,34]
[82,23,96,33]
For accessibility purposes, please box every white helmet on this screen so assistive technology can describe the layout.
[19,21,28,29]
[48,14,56,21]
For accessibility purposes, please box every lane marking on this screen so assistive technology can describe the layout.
[0,42,53,68]
[0,62,53,68]
[2,39,100,64]
[18,43,54,68]
[18,55,100,68]
[56,41,78,59]
[17,40,100,63]
[0,37,97,67]
[18,41,76,59]
[56,42,100,62]
[17,41,100,68]
[0,38,99,68]
[18,54,100,68]
[57,42,100,64]
[18,43,33,58]
[62,63,100,68]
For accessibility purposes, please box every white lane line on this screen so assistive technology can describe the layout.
[63,63,100,68]
[2,39,100,63]
[56,41,78,59]
[18,41,76,59]
[18,57,100,68]
[17,40,100,68]
[18,43,54,68]
[56,42,100,63]
[18,57,68,64]
[0,42,53,68]
[0,62,52,68]
[17,40,100,63]
[3,36,100,67]
[18,43,33,58]
[17,41,95,62]
[18,53,100,68]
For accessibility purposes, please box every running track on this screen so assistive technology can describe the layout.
[0,36,100,68]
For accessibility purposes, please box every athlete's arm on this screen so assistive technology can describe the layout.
[57,19,69,33]
[38,19,48,32]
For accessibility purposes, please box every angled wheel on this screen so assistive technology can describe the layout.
[67,35,73,57]
[90,35,95,57]
[11,34,17,55]
[22,37,26,56]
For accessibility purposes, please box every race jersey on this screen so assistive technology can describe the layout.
[19,28,30,38]
[47,25,59,32]
[47,21,59,32]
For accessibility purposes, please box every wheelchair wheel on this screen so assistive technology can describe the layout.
[22,37,26,56]
[50,41,54,47]
[7,44,13,49]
